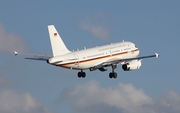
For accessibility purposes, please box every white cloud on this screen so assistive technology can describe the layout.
[0,90,54,113]
[80,14,110,39]
[0,24,27,53]
[0,76,54,113]
[59,81,180,113]
[147,90,180,113]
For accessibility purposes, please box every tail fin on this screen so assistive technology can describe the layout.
[48,25,71,56]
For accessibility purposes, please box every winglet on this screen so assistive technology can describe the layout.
[14,51,18,56]
[155,53,159,58]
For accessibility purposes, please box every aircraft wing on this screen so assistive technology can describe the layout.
[91,53,159,70]
[14,51,52,61]
[109,53,160,64]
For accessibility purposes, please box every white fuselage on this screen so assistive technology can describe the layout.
[14,25,159,79]
[48,41,139,70]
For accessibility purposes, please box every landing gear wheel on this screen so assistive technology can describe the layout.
[109,64,118,79]
[77,71,86,78]
[109,73,113,78]
[109,72,117,79]
[81,72,86,78]
[78,72,82,78]
[113,72,117,78]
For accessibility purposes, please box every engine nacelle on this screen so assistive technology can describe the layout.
[122,60,142,71]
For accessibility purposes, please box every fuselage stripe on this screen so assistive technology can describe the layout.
[57,49,139,67]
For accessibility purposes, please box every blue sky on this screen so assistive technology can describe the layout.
[0,0,180,113]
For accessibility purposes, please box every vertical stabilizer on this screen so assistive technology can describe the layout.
[48,25,71,56]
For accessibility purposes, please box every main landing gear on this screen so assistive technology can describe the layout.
[77,70,86,78]
[109,64,118,79]
[109,72,117,78]
[77,65,118,79]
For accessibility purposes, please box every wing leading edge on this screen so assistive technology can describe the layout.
[91,53,159,70]
[111,53,159,64]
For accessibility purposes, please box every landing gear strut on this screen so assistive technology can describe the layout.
[77,70,86,78]
[109,64,118,79]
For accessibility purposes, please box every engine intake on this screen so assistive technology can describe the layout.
[122,60,142,71]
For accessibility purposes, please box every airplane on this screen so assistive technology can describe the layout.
[14,25,159,79]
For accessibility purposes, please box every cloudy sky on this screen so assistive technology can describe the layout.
[0,0,180,113]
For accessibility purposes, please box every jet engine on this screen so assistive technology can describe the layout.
[122,60,142,71]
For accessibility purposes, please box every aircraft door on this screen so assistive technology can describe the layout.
[109,50,112,56]
[73,54,79,67]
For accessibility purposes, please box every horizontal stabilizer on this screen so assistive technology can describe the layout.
[14,51,52,61]
[155,53,160,58]
[14,51,18,56]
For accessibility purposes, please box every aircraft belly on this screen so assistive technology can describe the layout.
[59,59,104,70]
